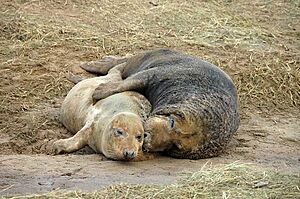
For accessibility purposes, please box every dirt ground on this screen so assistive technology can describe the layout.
[1,111,300,195]
[0,0,299,196]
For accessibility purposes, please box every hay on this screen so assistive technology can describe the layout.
[4,163,300,199]
[1,0,299,110]
[233,52,300,110]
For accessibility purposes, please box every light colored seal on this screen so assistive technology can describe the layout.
[53,70,151,161]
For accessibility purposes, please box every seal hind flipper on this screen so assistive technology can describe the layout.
[80,56,128,75]
[53,124,92,154]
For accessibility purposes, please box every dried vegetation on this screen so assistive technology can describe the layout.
[5,163,300,199]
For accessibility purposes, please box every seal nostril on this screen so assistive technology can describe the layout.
[123,149,135,158]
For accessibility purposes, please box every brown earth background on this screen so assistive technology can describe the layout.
[0,0,299,196]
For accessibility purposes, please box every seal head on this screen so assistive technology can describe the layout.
[143,106,205,154]
[96,112,144,160]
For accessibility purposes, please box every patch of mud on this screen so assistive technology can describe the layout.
[1,111,299,196]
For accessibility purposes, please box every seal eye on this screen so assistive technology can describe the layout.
[114,129,124,137]
[136,134,142,142]
[168,117,175,129]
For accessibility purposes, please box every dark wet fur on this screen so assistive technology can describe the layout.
[114,49,240,159]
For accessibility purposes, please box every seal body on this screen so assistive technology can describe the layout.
[81,49,240,159]
[53,72,151,161]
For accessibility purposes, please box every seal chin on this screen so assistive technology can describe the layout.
[104,150,138,161]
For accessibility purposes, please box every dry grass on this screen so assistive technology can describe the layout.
[1,0,299,110]
[4,163,300,199]
[0,0,299,151]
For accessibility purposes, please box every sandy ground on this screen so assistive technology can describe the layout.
[1,110,299,196]
[1,0,300,197]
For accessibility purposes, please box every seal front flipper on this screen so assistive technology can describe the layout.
[92,79,145,100]
[53,124,92,154]
[92,66,148,100]
[80,56,128,75]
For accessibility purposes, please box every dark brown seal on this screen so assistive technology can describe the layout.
[81,49,240,159]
